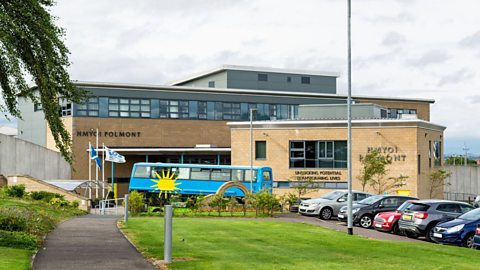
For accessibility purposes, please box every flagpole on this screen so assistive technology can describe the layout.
[88,142,92,200]
[102,143,105,199]
[95,128,99,199]
[112,161,115,199]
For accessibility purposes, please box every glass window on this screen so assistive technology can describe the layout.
[190,168,211,180]
[380,198,398,207]
[133,166,151,178]
[301,76,310,84]
[262,171,271,181]
[77,97,98,117]
[255,141,267,159]
[244,170,257,182]
[436,204,461,213]
[208,81,215,88]
[258,73,268,81]
[354,193,369,201]
[231,169,244,182]
[211,169,231,181]
[459,204,475,214]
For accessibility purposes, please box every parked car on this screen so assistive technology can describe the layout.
[398,200,475,242]
[473,225,480,249]
[298,190,372,220]
[430,207,480,248]
[338,195,418,228]
[373,200,417,234]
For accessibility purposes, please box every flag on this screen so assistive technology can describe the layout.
[105,146,126,163]
[90,144,102,169]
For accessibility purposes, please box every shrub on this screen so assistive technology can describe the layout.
[71,200,80,208]
[4,184,26,198]
[50,197,70,208]
[127,191,145,214]
[0,207,55,235]
[0,208,28,232]
[30,191,64,202]
[0,230,38,250]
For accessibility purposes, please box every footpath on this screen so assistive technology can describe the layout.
[33,215,154,270]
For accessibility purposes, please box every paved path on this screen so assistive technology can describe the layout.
[33,215,155,270]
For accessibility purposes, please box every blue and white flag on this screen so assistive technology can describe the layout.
[90,144,102,169]
[105,147,126,163]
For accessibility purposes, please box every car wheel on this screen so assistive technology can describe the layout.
[425,225,437,242]
[391,222,400,235]
[463,233,475,248]
[405,231,419,239]
[359,215,373,228]
[319,207,333,220]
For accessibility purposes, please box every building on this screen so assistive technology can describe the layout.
[17,65,443,198]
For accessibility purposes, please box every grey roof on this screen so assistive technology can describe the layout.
[44,180,90,191]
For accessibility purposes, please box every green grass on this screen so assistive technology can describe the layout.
[122,217,480,270]
[0,247,33,270]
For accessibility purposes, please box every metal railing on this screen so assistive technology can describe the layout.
[444,192,477,203]
[96,198,126,215]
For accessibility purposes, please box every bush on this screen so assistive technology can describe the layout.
[71,200,80,208]
[0,230,38,250]
[0,207,55,235]
[127,191,145,214]
[4,184,26,198]
[49,197,70,208]
[30,191,64,202]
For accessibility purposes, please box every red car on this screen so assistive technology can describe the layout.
[373,200,416,234]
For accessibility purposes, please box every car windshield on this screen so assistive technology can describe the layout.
[357,195,383,205]
[320,191,344,200]
[458,208,480,221]
[396,201,413,212]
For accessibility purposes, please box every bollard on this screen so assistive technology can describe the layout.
[124,194,129,222]
[164,204,173,263]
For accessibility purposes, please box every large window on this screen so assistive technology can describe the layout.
[289,140,347,169]
[108,98,150,118]
[77,97,99,117]
[59,98,72,116]
[388,108,417,119]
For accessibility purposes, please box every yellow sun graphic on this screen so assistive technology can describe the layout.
[150,169,182,198]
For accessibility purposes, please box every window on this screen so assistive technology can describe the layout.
[287,76,292,83]
[198,101,207,119]
[354,193,370,201]
[262,171,271,181]
[77,97,99,117]
[133,166,151,178]
[258,73,268,81]
[222,102,241,120]
[417,155,421,175]
[34,103,43,112]
[255,141,267,160]
[301,76,310,84]
[437,204,461,213]
[244,170,257,182]
[211,169,231,181]
[59,98,72,116]
[289,140,347,169]
[380,198,398,208]
[208,81,215,88]
[387,108,417,119]
[190,168,211,180]
[459,204,474,214]
[108,98,150,118]
[433,141,442,167]
[231,169,244,182]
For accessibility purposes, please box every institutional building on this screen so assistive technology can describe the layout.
[17,65,444,198]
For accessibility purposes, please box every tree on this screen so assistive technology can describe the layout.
[445,156,476,166]
[428,169,452,198]
[358,150,390,191]
[208,194,228,216]
[358,150,407,194]
[288,176,316,199]
[0,0,86,164]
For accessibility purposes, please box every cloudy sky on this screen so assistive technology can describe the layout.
[2,0,480,155]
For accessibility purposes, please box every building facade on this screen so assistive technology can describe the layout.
[17,65,442,198]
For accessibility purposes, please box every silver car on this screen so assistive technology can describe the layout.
[298,190,373,220]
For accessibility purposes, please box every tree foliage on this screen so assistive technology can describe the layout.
[444,156,476,166]
[428,169,452,198]
[0,0,86,163]
[358,150,407,194]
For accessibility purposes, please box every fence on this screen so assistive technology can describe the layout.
[93,197,126,215]
[444,165,480,201]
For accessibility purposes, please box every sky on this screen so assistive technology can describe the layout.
[1,0,479,155]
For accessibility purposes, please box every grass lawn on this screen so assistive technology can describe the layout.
[121,217,480,270]
[0,247,33,270]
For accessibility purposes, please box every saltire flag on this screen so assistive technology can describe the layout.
[90,144,102,169]
[105,147,126,163]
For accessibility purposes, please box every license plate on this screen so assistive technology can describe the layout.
[433,233,442,238]
[375,223,383,228]
[402,214,412,221]
[338,214,344,219]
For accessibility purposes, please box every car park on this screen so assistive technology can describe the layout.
[338,195,417,228]
[398,200,475,242]
[298,190,372,220]
[430,207,480,248]
[373,200,417,234]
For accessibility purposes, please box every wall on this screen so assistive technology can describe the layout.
[178,71,228,88]
[0,134,71,180]
[444,165,480,201]
[230,122,444,199]
[16,97,47,146]
[6,175,89,211]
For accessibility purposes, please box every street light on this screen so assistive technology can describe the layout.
[463,144,469,167]
[346,0,354,236]
[250,108,257,192]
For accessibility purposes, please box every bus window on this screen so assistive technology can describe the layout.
[177,167,190,179]
[133,166,151,178]
[244,170,257,182]
[262,170,271,181]
[190,168,211,180]
[231,169,244,182]
[211,169,231,181]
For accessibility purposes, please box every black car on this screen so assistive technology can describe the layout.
[338,195,418,228]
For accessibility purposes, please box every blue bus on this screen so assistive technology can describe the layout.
[129,163,273,197]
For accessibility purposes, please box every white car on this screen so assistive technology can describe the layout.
[298,190,373,220]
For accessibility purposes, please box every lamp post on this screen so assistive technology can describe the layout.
[249,108,257,192]
[346,0,354,236]
[463,144,469,167]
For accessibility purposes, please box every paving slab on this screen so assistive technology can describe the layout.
[33,215,155,270]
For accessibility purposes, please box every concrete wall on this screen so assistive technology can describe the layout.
[17,97,47,146]
[444,165,480,201]
[6,175,89,211]
[178,71,228,88]
[0,134,71,180]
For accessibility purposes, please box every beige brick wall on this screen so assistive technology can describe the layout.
[7,175,90,211]
[231,125,443,199]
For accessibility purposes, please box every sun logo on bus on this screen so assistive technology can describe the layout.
[150,169,182,198]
